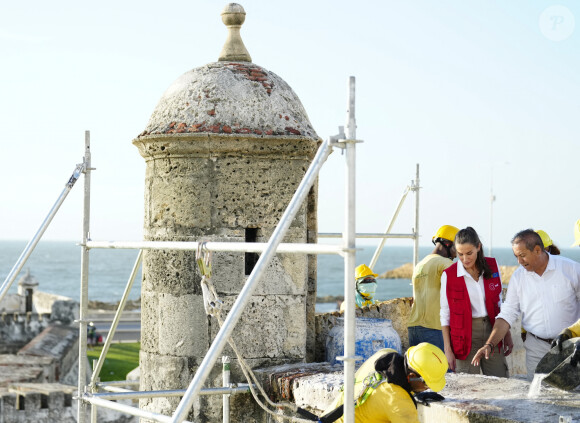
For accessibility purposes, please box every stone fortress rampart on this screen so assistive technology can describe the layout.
[0,385,75,423]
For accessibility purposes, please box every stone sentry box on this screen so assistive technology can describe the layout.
[132,4,321,421]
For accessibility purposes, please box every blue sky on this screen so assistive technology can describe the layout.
[0,1,578,249]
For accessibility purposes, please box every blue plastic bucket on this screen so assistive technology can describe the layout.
[325,317,402,365]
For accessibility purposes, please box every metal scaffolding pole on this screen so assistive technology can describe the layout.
[85,240,341,255]
[89,250,143,388]
[91,385,251,400]
[78,130,92,423]
[341,75,358,423]
[0,163,86,305]
[412,164,420,268]
[318,232,415,239]
[368,164,421,271]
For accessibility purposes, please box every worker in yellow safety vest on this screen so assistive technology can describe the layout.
[340,264,379,312]
[321,343,448,423]
[550,220,580,367]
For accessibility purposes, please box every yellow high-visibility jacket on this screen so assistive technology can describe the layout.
[324,349,419,423]
[568,319,580,338]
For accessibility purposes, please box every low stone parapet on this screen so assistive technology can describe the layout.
[254,366,580,422]
[0,355,56,386]
[0,383,75,423]
[254,361,342,405]
[419,373,580,422]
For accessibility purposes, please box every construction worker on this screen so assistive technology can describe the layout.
[535,229,561,255]
[340,264,378,312]
[471,229,580,379]
[573,219,580,247]
[321,343,448,423]
[551,319,580,367]
[549,221,580,367]
[407,225,458,351]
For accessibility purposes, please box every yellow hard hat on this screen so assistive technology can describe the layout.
[405,342,448,392]
[535,230,552,249]
[432,225,459,243]
[573,219,580,247]
[355,264,378,280]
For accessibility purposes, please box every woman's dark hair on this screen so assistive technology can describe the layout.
[455,226,492,279]
[547,244,561,255]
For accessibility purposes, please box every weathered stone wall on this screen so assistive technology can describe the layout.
[134,134,318,422]
[0,293,24,313]
[0,387,75,423]
[33,292,78,317]
[0,313,49,354]
[18,325,80,384]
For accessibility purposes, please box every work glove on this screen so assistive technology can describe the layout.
[570,340,580,368]
[550,329,572,352]
[414,391,445,406]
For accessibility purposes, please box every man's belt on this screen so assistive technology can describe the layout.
[529,332,553,344]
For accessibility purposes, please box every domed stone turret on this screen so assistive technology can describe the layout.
[136,3,317,142]
[137,61,317,139]
[133,4,320,422]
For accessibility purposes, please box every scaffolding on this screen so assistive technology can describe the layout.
[0,76,421,423]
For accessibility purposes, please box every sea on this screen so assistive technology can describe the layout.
[2,240,580,313]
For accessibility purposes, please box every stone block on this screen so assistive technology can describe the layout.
[140,290,159,354]
[47,390,65,408]
[158,293,208,357]
[210,157,307,229]
[254,361,343,406]
[0,392,18,413]
[210,294,306,360]
[146,168,213,233]
[142,249,199,295]
[139,350,195,392]
[212,252,308,297]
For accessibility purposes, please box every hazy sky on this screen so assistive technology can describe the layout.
[1,1,578,249]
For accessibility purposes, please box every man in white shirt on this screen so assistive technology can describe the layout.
[471,229,580,379]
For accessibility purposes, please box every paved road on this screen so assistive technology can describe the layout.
[87,310,141,343]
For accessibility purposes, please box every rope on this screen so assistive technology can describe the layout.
[195,245,318,423]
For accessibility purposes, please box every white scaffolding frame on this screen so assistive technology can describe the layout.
[0,77,420,423]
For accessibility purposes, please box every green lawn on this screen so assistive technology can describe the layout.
[87,343,140,382]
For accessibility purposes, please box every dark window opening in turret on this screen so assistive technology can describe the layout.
[25,288,33,313]
[245,228,259,275]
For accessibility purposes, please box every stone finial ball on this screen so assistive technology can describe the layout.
[221,3,246,26]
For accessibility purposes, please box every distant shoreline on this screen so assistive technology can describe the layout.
[378,262,518,283]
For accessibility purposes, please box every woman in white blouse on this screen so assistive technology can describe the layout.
[440,227,513,376]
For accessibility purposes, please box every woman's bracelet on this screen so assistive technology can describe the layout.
[485,343,494,351]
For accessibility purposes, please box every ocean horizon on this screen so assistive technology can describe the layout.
[2,240,579,313]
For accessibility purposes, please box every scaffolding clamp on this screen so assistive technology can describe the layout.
[66,163,87,189]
